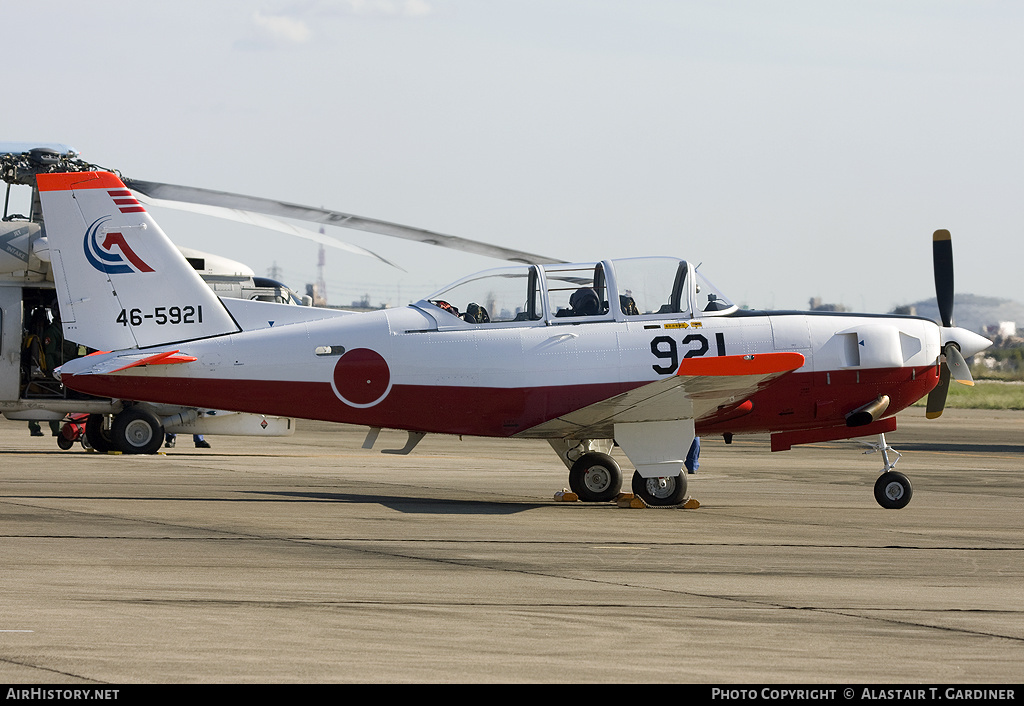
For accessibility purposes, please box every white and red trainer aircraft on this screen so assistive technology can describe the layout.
[38,171,991,508]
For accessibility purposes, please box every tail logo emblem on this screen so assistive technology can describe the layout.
[83,217,154,274]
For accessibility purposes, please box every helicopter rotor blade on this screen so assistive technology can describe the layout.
[123,178,565,266]
[132,192,404,271]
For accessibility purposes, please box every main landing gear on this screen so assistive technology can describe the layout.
[631,471,688,507]
[568,452,623,503]
[865,433,913,509]
[553,439,690,507]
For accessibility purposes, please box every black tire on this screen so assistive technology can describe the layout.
[56,433,75,451]
[111,408,164,455]
[568,452,623,502]
[631,470,688,507]
[84,414,114,453]
[874,471,913,509]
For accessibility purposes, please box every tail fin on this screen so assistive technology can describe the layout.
[37,171,240,351]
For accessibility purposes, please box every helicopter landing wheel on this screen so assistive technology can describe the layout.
[111,408,165,455]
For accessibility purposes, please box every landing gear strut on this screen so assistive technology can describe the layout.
[866,433,913,509]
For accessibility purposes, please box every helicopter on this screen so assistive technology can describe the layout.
[2,143,301,450]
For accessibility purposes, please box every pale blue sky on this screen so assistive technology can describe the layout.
[7,1,1023,312]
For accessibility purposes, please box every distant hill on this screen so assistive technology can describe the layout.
[895,294,1024,335]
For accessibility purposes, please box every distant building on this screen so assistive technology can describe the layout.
[305,283,327,308]
[983,320,1019,342]
[809,297,849,312]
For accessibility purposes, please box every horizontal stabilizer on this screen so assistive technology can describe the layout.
[56,349,197,377]
[108,350,198,373]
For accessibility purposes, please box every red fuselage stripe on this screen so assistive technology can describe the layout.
[62,365,938,438]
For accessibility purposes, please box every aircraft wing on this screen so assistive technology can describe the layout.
[517,352,805,439]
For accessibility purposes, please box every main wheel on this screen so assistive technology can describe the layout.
[111,408,164,455]
[874,471,913,509]
[632,470,688,507]
[84,414,114,453]
[568,452,623,502]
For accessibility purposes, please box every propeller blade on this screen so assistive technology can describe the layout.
[926,231,989,419]
[944,343,975,386]
[123,178,566,266]
[932,229,954,328]
[925,361,950,419]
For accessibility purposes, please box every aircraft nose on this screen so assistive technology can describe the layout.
[941,327,993,359]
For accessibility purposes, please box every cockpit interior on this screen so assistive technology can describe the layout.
[421,257,736,327]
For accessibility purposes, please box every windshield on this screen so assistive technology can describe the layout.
[694,268,737,315]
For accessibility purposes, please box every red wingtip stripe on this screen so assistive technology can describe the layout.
[676,352,805,377]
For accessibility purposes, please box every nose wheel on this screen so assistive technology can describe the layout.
[865,433,913,509]
[874,470,913,509]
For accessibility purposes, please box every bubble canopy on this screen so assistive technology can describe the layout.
[418,257,736,325]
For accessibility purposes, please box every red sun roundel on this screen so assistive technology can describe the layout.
[332,348,391,407]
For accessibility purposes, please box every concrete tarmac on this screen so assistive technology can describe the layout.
[0,409,1021,684]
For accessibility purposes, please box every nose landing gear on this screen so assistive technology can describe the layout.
[865,433,913,509]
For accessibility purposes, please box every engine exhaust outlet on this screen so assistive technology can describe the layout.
[846,395,890,428]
